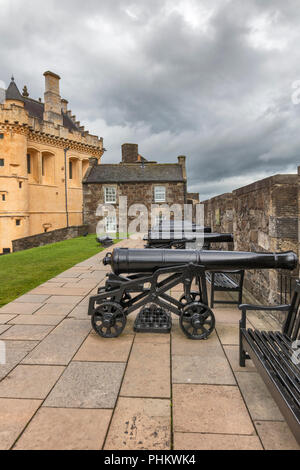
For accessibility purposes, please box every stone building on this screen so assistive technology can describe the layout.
[83,143,193,234]
[0,71,103,253]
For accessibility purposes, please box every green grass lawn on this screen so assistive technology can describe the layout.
[0,234,118,308]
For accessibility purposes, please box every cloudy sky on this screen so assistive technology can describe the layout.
[1,0,300,199]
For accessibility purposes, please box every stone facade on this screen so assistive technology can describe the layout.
[203,173,299,320]
[0,72,103,253]
[12,225,89,252]
[83,144,193,234]
[84,181,187,233]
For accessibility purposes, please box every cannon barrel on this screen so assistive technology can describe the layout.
[103,248,298,274]
[150,223,211,234]
[144,232,233,243]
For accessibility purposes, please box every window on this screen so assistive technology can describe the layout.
[155,213,167,225]
[106,216,117,233]
[41,152,55,184]
[27,154,31,174]
[0,134,4,139]
[16,219,21,226]
[1,194,5,201]
[19,182,22,189]
[105,187,117,204]
[69,161,73,180]
[0,159,4,167]
[154,186,166,202]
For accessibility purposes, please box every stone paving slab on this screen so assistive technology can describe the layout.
[214,308,241,324]
[44,361,125,409]
[172,353,236,385]
[172,327,218,355]
[0,365,64,399]
[0,314,17,324]
[35,303,75,316]
[22,319,91,365]
[68,305,89,319]
[216,322,251,346]
[45,295,84,305]
[0,324,54,341]
[31,287,91,296]
[174,432,263,450]
[40,281,67,287]
[14,294,50,303]
[121,341,170,398]
[0,303,43,315]
[74,332,134,363]
[254,421,300,450]
[0,398,42,450]
[0,325,11,335]
[104,397,171,450]
[173,384,255,435]
[223,345,255,373]
[0,340,39,381]
[55,272,81,279]
[134,333,170,344]
[8,314,65,326]
[13,408,112,450]
[235,372,284,421]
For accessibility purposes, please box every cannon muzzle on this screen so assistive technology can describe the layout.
[103,248,298,275]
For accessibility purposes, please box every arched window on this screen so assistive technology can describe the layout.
[41,151,55,185]
[68,157,80,186]
[26,148,39,183]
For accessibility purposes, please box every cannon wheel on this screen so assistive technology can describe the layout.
[180,302,215,340]
[92,301,126,338]
[179,291,202,306]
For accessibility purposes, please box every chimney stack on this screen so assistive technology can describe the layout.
[43,71,63,125]
[178,155,187,181]
[61,98,68,113]
[121,143,138,163]
[89,157,98,167]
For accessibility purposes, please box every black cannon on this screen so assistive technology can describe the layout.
[150,221,211,233]
[88,248,297,340]
[144,232,233,249]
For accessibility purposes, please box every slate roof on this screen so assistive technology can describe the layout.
[84,163,185,183]
[5,78,81,133]
[6,78,24,102]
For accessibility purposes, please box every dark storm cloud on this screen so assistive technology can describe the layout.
[1,0,300,199]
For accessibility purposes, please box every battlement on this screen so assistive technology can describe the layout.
[0,72,103,151]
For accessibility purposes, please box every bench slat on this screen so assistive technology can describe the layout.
[246,329,300,409]
[242,328,300,443]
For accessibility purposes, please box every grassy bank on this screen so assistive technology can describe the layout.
[0,234,114,308]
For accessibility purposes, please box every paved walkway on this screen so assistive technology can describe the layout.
[0,238,299,450]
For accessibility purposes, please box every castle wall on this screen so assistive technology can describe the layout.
[203,174,299,320]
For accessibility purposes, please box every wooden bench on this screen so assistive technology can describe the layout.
[239,281,300,444]
[205,270,244,308]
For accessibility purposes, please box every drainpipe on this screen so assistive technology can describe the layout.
[64,148,70,227]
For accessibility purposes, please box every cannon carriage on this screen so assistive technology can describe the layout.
[88,248,298,340]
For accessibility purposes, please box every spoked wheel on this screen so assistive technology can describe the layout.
[180,302,215,340]
[179,292,202,306]
[92,301,126,338]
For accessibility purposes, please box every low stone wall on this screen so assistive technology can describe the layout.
[12,225,89,252]
[203,174,299,320]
